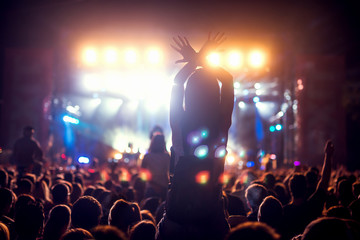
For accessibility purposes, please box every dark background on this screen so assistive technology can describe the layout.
[1,0,359,169]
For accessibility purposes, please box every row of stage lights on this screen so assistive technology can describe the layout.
[80,47,267,69]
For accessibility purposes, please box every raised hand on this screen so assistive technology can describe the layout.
[171,36,197,64]
[198,32,226,62]
[324,140,334,156]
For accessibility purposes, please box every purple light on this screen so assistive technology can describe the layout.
[294,161,301,166]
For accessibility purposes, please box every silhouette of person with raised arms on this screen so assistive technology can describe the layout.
[11,126,43,177]
[158,33,234,240]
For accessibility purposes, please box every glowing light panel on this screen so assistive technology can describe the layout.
[248,50,265,68]
[228,51,242,68]
[63,115,80,125]
[125,49,137,64]
[104,48,118,64]
[207,52,221,66]
[78,156,90,164]
[195,171,210,185]
[194,145,209,159]
[83,48,97,65]
[147,49,161,64]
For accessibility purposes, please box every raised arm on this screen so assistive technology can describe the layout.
[317,140,334,191]
[169,36,197,128]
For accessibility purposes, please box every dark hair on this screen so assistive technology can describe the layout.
[15,202,44,239]
[226,222,280,240]
[0,188,14,215]
[15,194,35,213]
[258,196,283,233]
[326,205,352,219]
[61,228,94,240]
[0,169,8,188]
[16,178,33,195]
[0,222,9,240]
[302,217,357,240]
[149,134,167,153]
[245,184,268,211]
[91,225,127,240]
[51,183,70,204]
[130,220,156,240]
[109,199,141,234]
[289,174,307,199]
[72,196,102,230]
[70,182,83,204]
[263,173,276,190]
[43,204,71,240]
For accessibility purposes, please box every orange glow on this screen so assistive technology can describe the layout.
[125,49,137,64]
[248,50,266,68]
[104,48,118,64]
[139,168,152,182]
[219,173,230,185]
[147,49,161,64]
[120,168,130,182]
[83,48,97,65]
[228,51,242,68]
[195,171,210,185]
[207,52,221,66]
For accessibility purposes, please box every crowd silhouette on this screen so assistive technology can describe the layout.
[0,35,360,240]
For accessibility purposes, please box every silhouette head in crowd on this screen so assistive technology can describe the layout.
[289,173,307,203]
[91,225,127,240]
[0,222,10,240]
[0,188,14,221]
[337,179,355,207]
[301,217,360,240]
[273,182,289,206]
[130,220,156,240]
[70,182,83,204]
[0,169,8,188]
[245,183,268,221]
[16,178,33,196]
[60,228,94,240]
[109,199,141,236]
[258,196,284,235]
[352,181,360,198]
[43,204,71,240]
[14,202,44,240]
[326,205,352,219]
[263,173,276,190]
[226,222,280,240]
[71,196,102,231]
[140,209,156,224]
[14,194,35,213]
[51,183,70,206]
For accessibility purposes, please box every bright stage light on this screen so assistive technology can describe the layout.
[225,154,235,165]
[78,156,90,164]
[248,50,266,68]
[253,96,260,103]
[207,52,221,66]
[125,49,137,64]
[104,48,118,64]
[83,48,97,65]
[147,49,161,64]
[63,115,80,125]
[238,101,245,109]
[195,171,210,185]
[228,51,242,68]
[83,73,102,92]
[114,153,122,160]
